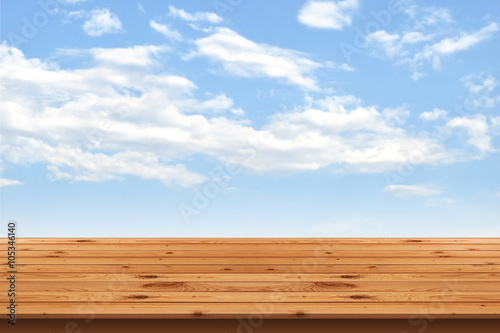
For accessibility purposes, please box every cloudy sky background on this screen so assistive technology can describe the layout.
[1,0,499,237]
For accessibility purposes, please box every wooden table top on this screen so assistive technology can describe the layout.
[2,238,500,319]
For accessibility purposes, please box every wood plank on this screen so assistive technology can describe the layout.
[5,272,500,282]
[3,291,500,303]
[16,302,500,319]
[16,250,500,258]
[11,243,500,251]
[6,237,500,244]
[5,237,499,319]
[7,263,500,273]
[3,280,498,292]
[9,257,500,265]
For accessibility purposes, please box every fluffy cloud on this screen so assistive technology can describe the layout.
[408,23,498,78]
[0,44,480,187]
[369,23,498,60]
[366,30,402,57]
[150,21,182,41]
[492,117,500,134]
[83,8,122,37]
[363,6,498,79]
[461,73,499,109]
[420,108,447,121]
[169,5,222,24]
[223,96,449,174]
[324,61,355,71]
[382,106,410,125]
[0,178,23,187]
[384,184,442,197]
[416,7,453,27]
[446,115,493,152]
[0,43,237,186]
[298,0,359,30]
[90,45,169,66]
[189,28,321,90]
[1,138,206,186]
[429,23,498,55]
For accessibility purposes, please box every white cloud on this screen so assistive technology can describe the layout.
[150,21,182,41]
[0,178,23,187]
[0,44,466,187]
[446,115,493,152]
[461,73,499,109]
[228,96,450,174]
[90,45,169,67]
[404,5,453,28]
[190,28,321,90]
[411,71,426,81]
[338,63,355,71]
[324,61,355,71]
[420,108,447,121]
[169,5,222,24]
[366,30,435,59]
[463,73,498,94]
[419,7,453,27]
[492,116,500,134]
[366,30,402,57]
[0,43,237,186]
[83,8,122,37]
[384,184,442,197]
[364,18,498,79]
[407,23,499,78]
[1,138,206,186]
[400,31,435,44]
[67,10,85,19]
[382,106,410,125]
[298,0,359,30]
[367,30,400,43]
[370,23,498,65]
[231,108,245,116]
[430,23,498,55]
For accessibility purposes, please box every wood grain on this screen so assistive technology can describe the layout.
[5,237,500,244]
[15,302,500,319]
[15,250,500,258]
[2,237,499,319]
[6,264,500,273]
[11,243,500,251]
[9,257,500,265]
[3,291,500,303]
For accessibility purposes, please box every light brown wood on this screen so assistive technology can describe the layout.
[5,237,500,244]
[3,272,500,282]
[3,291,500,303]
[4,280,498,292]
[6,263,500,273]
[15,250,500,258]
[9,257,500,264]
[3,237,499,319]
[11,243,500,251]
[7,237,500,242]
[15,302,500,319]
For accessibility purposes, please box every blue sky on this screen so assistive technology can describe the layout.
[0,0,499,237]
